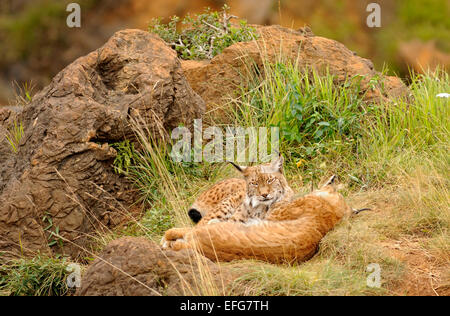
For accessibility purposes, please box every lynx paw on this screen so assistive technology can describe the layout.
[160,236,169,249]
[164,227,188,241]
[162,227,191,250]
[161,236,189,251]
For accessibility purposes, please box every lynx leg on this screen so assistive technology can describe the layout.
[164,227,191,241]
[161,227,192,249]
[161,236,193,251]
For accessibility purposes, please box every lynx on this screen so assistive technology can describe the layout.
[187,156,294,225]
[162,175,356,263]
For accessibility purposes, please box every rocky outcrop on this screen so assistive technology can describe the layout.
[76,237,233,296]
[181,25,408,121]
[0,29,204,260]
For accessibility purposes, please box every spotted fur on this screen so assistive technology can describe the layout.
[162,175,352,264]
[189,156,294,225]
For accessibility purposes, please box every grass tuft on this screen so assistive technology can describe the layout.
[0,256,74,296]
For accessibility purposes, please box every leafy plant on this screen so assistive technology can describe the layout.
[279,71,365,148]
[42,212,63,248]
[149,5,258,60]
[140,208,175,237]
[111,140,136,175]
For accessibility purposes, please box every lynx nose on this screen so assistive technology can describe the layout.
[261,193,268,198]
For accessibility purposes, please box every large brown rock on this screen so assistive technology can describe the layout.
[181,25,408,121]
[0,29,204,260]
[76,237,234,296]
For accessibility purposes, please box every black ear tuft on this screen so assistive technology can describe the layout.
[228,161,246,173]
[326,175,337,185]
[188,209,202,223]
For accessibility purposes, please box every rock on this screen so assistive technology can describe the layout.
[76,237,233,296]
[181,25,409,121]
[0,29,204,260]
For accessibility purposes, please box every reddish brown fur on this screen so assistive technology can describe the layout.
[163,179,350,263]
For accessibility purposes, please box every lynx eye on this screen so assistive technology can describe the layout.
[267,178,275,184]
[250,182,258,187]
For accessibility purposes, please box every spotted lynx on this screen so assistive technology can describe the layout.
[187,156,294,225]
[162,175,357,263]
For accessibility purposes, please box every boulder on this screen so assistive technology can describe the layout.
[181,25,408,121]
[0,29,204,260]
[76,237,233,296]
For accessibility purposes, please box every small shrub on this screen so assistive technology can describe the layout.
[0,256,73,296]
[141,208,175,237]
[149,5,258,60]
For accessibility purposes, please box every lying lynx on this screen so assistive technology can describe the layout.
[162,175,352,263]
[187,156,294,225]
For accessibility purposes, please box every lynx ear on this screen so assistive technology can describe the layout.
[321,175,337,188]
[269,155,284,173]
[228,161,247,173]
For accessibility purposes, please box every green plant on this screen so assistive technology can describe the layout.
[5,120,24,153]
[139,208,175,237]
[149,5,258,60]
[228,57,449,188]
[42,212,64,248]
[11,80,35,106]
[0,256,73,296]
[366,69,449,153]
[111,140,136,175]
[232,61,371,161]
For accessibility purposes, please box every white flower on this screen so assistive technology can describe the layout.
[436,93,450,98]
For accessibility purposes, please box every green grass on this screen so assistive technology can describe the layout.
[111,140,137,175]
[226,61,449,189]
[5,119,24,153]
[373,167,450,239]
[0,256,73,296]
[229,62,370,160]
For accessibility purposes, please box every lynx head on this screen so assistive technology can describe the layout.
[230,155,292,209]
[312,175,352,215]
